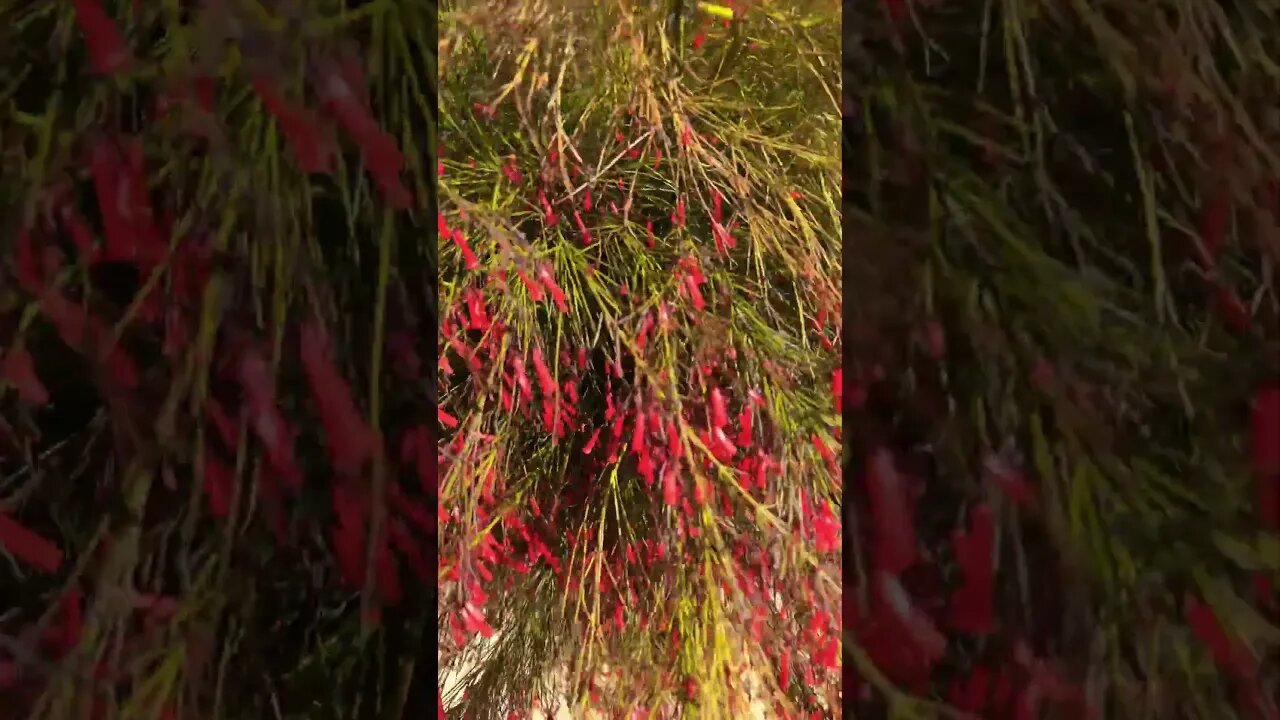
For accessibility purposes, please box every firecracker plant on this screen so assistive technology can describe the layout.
[0,1,434,718]
[849,1,1279,718]
[438,0,841,717]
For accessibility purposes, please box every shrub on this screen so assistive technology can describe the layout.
[437,0,841,716]
[848,1,1279,717]
[0,2,433,717]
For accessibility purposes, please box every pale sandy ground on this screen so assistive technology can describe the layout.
[440,634,777,719]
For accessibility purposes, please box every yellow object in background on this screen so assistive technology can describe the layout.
[697,2,735,20]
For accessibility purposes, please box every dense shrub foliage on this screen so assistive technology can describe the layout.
[849,1,1279,718]
[438,0,841,717]
[0,2,433,717]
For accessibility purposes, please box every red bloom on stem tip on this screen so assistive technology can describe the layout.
[460,602,495,638]
[947,504,997,635]
[0,512,63,574]
[582,428,601,455]
[662,462,680,507]
[2,346,49,406]
[300,321,379,476]
[1213,283,1251,332]
[709,388,729,429]
[45,587,84,657]
[252,78,334,174]
[812,433,836,466]
[735,406,753,448]
[1254,389,1280,532]
[516,270,545,301]
[531,347,556,396]
[684,275,706,310]
[983,452,1036,507]
[87,137,165,269]
[866,449,919,574]
[238,349,301,480]
[38,290,140,390]
[875,571,947,667]
[812,501,839,553]
[1251,387,1280,480]
[1197,189,1231,268]
[202,453,234,520]
[316,71,412,208]
[16,229,45,293]
[451,229,479,270]
[74,0,133,76]
[1184,595,1256,678]
[574,210,593,245]
[536,264,569,313]
[882,0,906,26]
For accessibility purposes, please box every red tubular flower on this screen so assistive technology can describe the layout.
[531,346,556,397]
[874,572,947,668]
[331,484,368,588]
[501,159,523,185]
[59,206,99,261]
[866,449,920,574]
[38,290,140,390]
[74,0,133,76]
[662,462,680,506]
[85,137,165,273]
[202,452,234,520]
[300,321,378,476]
[86,138,133,265]
[635,313,655,350]
[947,503,997,635]
[536,265,569,313]
[252,77,334,174]
[684,275,705,310]
[709,388,729,429]
[882,0,906,27]
[812,433,836,467]
[2,346,49,406]
[632,410,648,454]
[573,210,593,245]
[708,428,737,461]
[238,349,301,480]
[1213,282,1252,332]
[983,452,1036,507]
[580,427,602,455]
[832,368,843,412]
[44,587,84,658]
[811,500,839,553]
[0,512,63,574]
[948,666,991,714]
[204,398,240,450]
[15,229,46,293]
[1250,387,1280,481]
[1197,189,1232,268]
[460,602,495,639]
[375,540,402,606]
[516,270,545,301]
[121,138,167,269]
[450,228,479,270]
[391,520,430,584]
[735,405,754,448]
[315,71,412,209]
[1185,595,1257,679]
